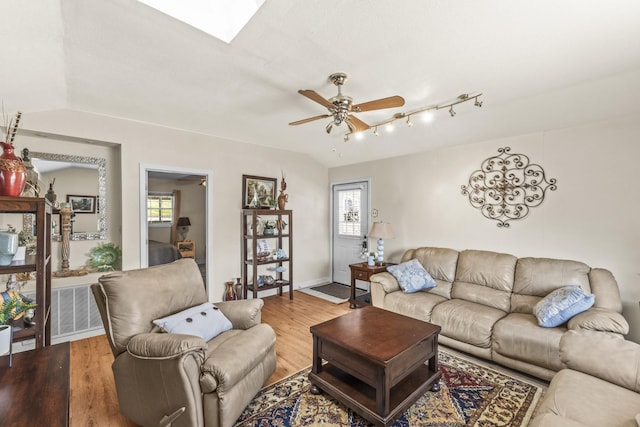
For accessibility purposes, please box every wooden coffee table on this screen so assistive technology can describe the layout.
[309,306,441,427]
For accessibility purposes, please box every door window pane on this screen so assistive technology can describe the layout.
[338,189,362,237]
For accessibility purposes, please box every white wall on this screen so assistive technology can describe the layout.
[329,114,640,343]
[20,109,330,301]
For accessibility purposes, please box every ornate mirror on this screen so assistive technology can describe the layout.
[22,152,107,241]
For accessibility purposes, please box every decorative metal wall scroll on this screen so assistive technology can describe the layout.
[461,147,557,228]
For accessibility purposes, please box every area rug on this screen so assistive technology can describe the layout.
[299,282,367,304]
[234,351,543,426]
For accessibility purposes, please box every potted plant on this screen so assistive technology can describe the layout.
[0,292,37,360]
[262,220,276,236]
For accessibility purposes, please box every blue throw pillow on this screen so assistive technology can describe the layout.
[387,259,437,293]
[153,302,232,341]
[534,285,595,328]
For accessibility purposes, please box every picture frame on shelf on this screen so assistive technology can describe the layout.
[242,175,277,208]
[67,195,96,213]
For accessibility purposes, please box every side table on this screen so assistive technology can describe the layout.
[0,341,70,426]
[349,262,393,309]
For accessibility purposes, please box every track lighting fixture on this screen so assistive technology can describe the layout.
[343,134,349,142]
[341,92,483,140]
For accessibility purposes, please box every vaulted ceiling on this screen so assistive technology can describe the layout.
[3,0,640,167]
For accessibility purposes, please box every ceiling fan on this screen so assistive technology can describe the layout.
[289,72,405,134]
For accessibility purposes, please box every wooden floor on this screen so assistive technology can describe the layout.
[69,290,351,426]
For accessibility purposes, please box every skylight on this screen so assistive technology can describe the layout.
[137,0,265,43]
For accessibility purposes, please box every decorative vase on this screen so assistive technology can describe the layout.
[277,191,288,210]
[0,142,26,197]
[12,246,26,263]
[224,281,237,301]
[0,231,18,266]
[234,277,243,300]
[263,228,275,236]
[367,255,375,266]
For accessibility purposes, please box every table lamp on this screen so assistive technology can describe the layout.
[177,217,191,241]
[368,222,394,265]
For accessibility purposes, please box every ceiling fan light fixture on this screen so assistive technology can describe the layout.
[325,122,334,134]
[343,134,349,142]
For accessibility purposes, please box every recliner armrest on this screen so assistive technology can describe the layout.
[567,307,629,334]
[127,332,207,360]
[560,330,640,393]
[214,299,264,330]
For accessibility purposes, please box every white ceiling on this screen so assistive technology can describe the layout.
[4,0,640,167]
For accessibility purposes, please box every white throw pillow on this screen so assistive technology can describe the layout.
[153,302,232,341]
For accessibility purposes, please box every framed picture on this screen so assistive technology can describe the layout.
[242,175,277,208]
[67,195,96,213]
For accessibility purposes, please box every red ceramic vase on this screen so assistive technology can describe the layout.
[0,142,27,197]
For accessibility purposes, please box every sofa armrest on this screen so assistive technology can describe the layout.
[560,330,640,393]
[127,333,207,360]
[214,299,263,330]
[370,272,401,294]
[567,307,629,334]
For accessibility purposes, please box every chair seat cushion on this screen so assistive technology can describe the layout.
[431,299,506,348]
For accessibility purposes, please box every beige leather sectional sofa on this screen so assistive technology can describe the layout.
[369,247,629,381]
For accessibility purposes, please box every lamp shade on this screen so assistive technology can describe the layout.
[177,217,191,227]
[368,222,394,239]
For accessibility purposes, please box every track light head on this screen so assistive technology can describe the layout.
[474,97,483,107]
[449,106,456,117]
[373,126,379,136]
[343,134,349,142]
[406,116,413,127]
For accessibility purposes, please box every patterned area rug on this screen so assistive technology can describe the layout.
[234,351,543,426]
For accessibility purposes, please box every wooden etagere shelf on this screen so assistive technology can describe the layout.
[0,196,52,348]
[241,209,293,300]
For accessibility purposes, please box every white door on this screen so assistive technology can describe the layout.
[332,181,369,285]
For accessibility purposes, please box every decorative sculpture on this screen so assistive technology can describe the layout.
[461,147,557,228]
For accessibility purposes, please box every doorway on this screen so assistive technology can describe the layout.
[331,180,370,285]
[139,164,214,300]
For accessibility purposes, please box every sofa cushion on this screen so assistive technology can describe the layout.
[153,302,232,342]
[400,247,459,283]
[387,259,437,293]
[431,299,507,348]
[493,313,565,372]
[514,257,591,298]
[382,291,446,322]
[452,250,517,312]
[534,285,594,328]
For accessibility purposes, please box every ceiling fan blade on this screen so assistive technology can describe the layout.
[298,90,334,109]
[289,114,332,126]
[353,95,405,112]
[346,115,370,133]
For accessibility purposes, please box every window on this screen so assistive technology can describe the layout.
[147,193,174,226]
[338,189,362,237]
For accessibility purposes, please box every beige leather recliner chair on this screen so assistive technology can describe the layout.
[91,258,277,427]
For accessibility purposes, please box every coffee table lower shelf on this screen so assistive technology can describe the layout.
[309,363,440,427]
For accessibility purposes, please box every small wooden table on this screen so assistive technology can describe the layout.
[309,306,441,427]
[0,342,70,426]
[349,262,392,308]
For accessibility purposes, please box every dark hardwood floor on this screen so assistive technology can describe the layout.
[69,290,351,426]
